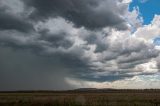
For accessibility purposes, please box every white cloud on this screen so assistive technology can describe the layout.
[35,16,160,81]
[121,0,132,4]
[139,0,149,3]
[134,15,160,41]
[135,60,159,73]
[125,6,143,32]
[66,73,160,89]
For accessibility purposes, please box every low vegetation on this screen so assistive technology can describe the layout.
[0,89,160,106]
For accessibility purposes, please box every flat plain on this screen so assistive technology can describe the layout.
[0,89,160,106]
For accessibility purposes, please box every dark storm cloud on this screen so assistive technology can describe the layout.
[84,32,109,53]
[0,47,73,90]
[23,0,128,30]
[0,10,33,32]
[155,56,160,72]
[80,74,134,82]
[118,47,159,62]
[0,0,160,90]
[38,29,74,49]
[102,36,160,67]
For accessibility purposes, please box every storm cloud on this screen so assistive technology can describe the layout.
[23,0,128,30]
[0,0,160,90]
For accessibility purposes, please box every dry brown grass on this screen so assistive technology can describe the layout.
[0,91,160,106]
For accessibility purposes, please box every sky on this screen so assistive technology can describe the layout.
[130,0,160,25]
[0,0,160,91]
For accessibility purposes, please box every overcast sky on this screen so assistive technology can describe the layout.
[0,0,160,90]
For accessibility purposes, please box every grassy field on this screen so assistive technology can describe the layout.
[0,90,160,106]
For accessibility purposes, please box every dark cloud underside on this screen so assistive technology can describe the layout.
[0,0,159,90]
[23,0,128,30]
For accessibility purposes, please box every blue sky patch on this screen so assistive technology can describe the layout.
[154,37,160,46]
[129,0,160,25]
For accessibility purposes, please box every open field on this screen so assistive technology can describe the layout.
[0,90,160,106]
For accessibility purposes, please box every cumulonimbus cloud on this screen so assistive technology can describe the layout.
[0,0,160,90]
